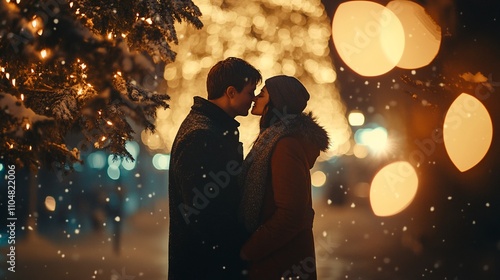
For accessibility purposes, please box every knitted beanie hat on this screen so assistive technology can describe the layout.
[265,75,310,114]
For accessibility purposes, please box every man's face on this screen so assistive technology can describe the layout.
[230,83,257,117]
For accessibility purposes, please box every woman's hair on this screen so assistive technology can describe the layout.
[259,100,276,130]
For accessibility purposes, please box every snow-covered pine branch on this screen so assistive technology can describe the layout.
[0,0,203,171]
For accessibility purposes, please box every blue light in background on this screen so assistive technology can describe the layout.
[87,151,106,169]
[152,154,170,170]
[107,165,121,180]
[108,155,121,167]
[354,126,389,154]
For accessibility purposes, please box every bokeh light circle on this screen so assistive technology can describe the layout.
[443,93,493,172]
[386,0,441,69]
[332,1,405,76]
[370,161,418,216]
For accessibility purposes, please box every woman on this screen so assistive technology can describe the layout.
[239,75,329,279]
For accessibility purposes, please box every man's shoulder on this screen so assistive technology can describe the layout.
[173,113,219,147]
[181,110,218,131]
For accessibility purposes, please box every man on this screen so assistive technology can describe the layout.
[168,57,261,279]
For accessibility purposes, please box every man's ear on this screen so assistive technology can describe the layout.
[225,86,237,99]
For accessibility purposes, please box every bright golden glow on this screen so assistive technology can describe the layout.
[148,0,351,156]
[370,161,418,216]
[348,110,365,126]
[45,196,56,211]
[30,17,43,30]
[40,49,48,59]
[386,0,441,69]
[353,144,368,158]
[311,170,327,187]
[332,1,405,76]
[443,93,493,172]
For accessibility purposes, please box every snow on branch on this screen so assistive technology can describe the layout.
[0,0,203,171]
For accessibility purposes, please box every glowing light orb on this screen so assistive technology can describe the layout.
[311,170,327,187]
[332,1,405,76]
[107,165,121,180]
[443,93,493,172]
[370,161,418,216]
[386,0,441,69]
[348,110,365,126]
[354,126,389,154]
[87,151,106,169]
[152,153,170,170]
[45,196,56,211]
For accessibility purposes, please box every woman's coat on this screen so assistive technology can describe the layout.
[240,113,329,280]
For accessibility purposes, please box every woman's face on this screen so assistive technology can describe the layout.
[251,86,270,116]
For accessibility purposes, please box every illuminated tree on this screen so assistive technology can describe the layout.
[0,0,202,171]
[145,0,351,157]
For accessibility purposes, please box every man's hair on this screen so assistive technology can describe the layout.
[207,57,262,100]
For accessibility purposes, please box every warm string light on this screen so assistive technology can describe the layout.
[40,49,48,59]
[30,16,44,35]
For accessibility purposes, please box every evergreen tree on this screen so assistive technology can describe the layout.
[0,0,202,171]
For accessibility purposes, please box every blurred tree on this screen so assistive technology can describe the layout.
[0,0,202,171]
